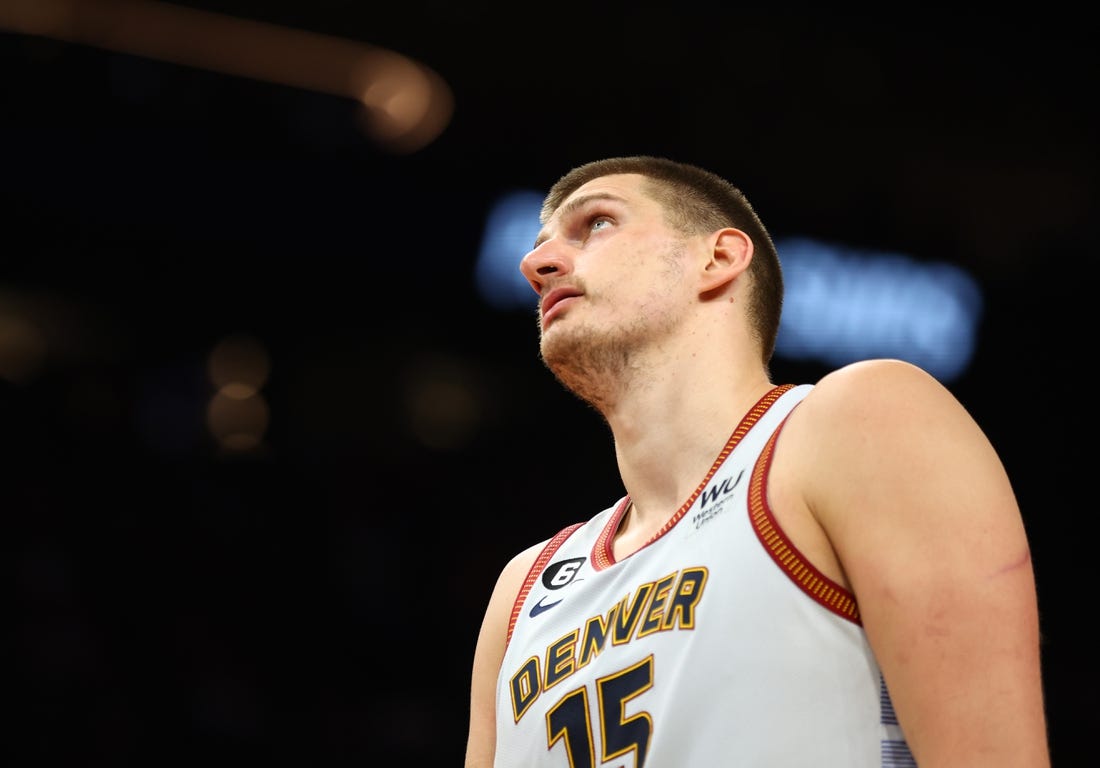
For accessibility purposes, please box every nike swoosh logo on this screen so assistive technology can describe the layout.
[529,596,562,618]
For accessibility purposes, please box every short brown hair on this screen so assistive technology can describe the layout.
[542,156,783,366]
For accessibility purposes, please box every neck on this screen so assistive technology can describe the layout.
[592,340,774,524]
[543,308,773,528]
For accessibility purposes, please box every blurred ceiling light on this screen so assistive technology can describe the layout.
[0,0,453,153]
[0,310,47,386]
[207,331,270,399]
[0,287,116,385]
[206,388,269,452]
[401,354,484,451]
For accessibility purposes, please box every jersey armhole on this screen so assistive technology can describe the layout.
[749,413,862,624]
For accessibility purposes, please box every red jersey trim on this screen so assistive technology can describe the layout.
[592,384,798,571]
[505,522,586,645]
[748,416,862,624]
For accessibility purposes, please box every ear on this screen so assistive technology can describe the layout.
[699,227,753,294]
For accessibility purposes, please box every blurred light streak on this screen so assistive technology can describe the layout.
[0,0,453,153]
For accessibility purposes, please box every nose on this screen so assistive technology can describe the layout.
[520,239,571,295]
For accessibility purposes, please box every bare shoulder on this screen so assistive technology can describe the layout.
[479,535,558,650]
[799,357,966,427]
[466,536,555,768]
[783,358,991,470]
[784,357,1013,523]
[778,358,1047,764]
[480,537,553,634]
[496,538,549,596]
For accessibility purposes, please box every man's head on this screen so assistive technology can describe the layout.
[536,156,783,367]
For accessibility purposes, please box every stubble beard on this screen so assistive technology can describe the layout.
[538,240,687,413]
[538,306,675,414]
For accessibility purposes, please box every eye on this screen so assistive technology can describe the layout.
[589,216,613,233]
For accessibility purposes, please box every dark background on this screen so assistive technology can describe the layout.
[4,3,1094,765]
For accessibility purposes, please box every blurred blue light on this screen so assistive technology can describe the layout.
[474,190,543,310]
[475,194,984,382]
[774,237,983,382]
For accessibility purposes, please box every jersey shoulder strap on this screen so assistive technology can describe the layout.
[506,521,586,644]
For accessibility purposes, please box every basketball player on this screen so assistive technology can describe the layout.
[464,156,1049,767]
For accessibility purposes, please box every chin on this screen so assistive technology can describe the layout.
[539,321,575,355]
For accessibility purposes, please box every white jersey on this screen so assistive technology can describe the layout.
[494,384,915,767]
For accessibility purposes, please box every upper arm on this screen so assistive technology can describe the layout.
[464,541,545,768]
[794,359,1048,766]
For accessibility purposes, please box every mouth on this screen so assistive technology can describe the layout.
[541,286,583,326]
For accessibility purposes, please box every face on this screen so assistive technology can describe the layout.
[520,174,696,398]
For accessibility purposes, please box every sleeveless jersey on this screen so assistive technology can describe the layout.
[493,384,915,767]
